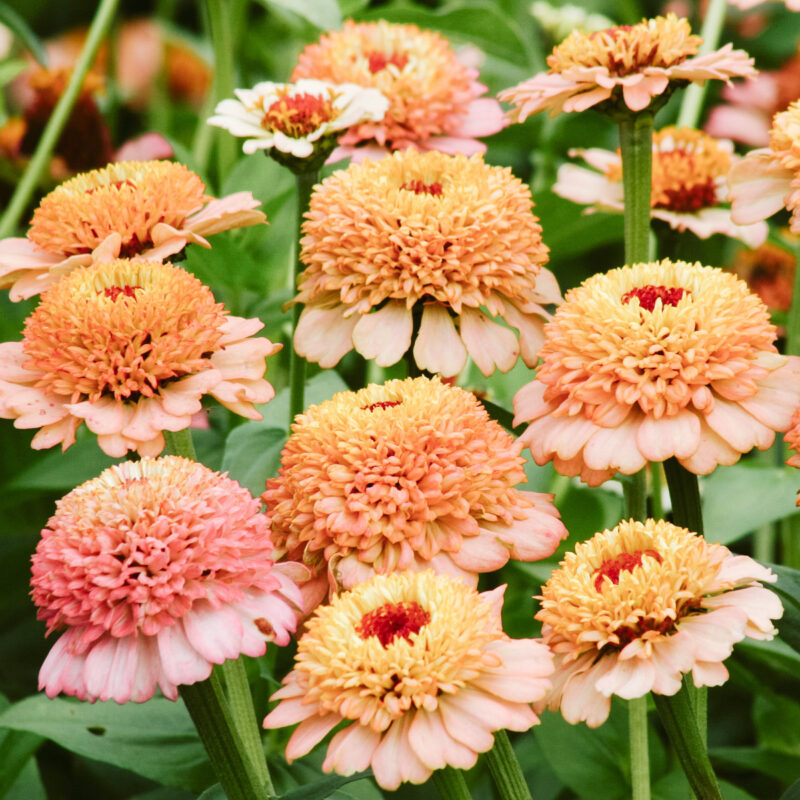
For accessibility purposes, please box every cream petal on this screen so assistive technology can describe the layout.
[413,304,467,377]
[408,709,477,771]
[459,307,519,376]
[351,302,412,367]
[704,399,775,453]
[554,164,623,209]
[450,530,510,572]
[284,713,342,761]
[513,379,551,425]
[371,715,431,789]
[728,150,793,225]
[635,411,701,462]
[293,306,358,368]
[501,303,547,367]
[322,723,382,775]
[582,416,647,474]
[678,417,743,473]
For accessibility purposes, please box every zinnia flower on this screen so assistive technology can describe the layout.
[498,14,756,119]
[0,258,280,456]
[263,377,566,606]
[208,78,388,162]
[33,456,306,704]
[731,241,795,313]
[290,20,505,160]
[293,149,560,377]
[0,160,266,301]
[554,126,767,246]
[729,99,800,233]
[514,259,800,486]
[535,518,782,727]
[263,570,553,789]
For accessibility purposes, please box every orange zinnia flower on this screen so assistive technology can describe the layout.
[0,160,266,300]
[0,259,280,456]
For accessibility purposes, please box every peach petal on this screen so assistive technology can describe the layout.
[459,307,519,376]
[449,685,538,732]
[594,656,656,699]
[531,266,563,305]
[513,379,550,425]
[211,337,275,380]
[635,411,701,462]
[122,399,190,442]
[322,723,382,775]
[351,302,413,367]
[450,530,510,572]
[294,306,358,368]
[690,660,730,688]
[185,192,266,237]
[159,372,219,416]
[155,622,213,688]
[451,97,506,138]
[554,164,623,209]
[263,696,321,728]
[482,504,566,561]
[31,416,80,451]
[181,603,246,664]
[501,303,547,367]
[413,304,467,377]
[559,657,615,727]
[729,150,793,225]
[704,399,774,453]
[371,715,431,789]
[407,709,476,771]
[678,417,744,473]
[583,416,648,474]
[68,396,129,435]
[218,315,266,343]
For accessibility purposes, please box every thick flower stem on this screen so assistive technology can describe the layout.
[163,428,198,461]
[629,696,651,800]
[206,0,238,184]
[180,670,269,800]
[289,170,318,425]
[624,469,648,522]
[676,0,729,129]
[485,730,532,800]
[0,0,119,238]
[652,678,723,800]
[432,766,473,800]
[618,111,654,266]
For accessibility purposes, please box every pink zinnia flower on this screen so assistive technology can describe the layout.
[290,20,504,161]
[536,519,782,727]
[514,259,800,486]
[263,570,553,790]
[0,160,266,301]
[729,99,800,233]
[33,456,306,704]
[554,126,767,246]
[0,259,281,456]
[499,14,756,119]
[263,377,566,609]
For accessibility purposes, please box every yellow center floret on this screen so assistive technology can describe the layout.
[28,160,208,256]
[261,89,341,138]
[537,519,725,656]
[294,571,504,731]
[22,259,225,404]
[548,14,701,75]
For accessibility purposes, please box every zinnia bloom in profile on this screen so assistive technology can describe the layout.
[33,456,306,704]
[536,518,782,727]
[514,259,800,486]
[0,160,266,301]
[208,78,388,160]
[554,126,767,246]
[498,14,756,119]
[290,20,505,160]
[264,377,566,606]
[0,259,280,456]
[729,99,800,233]
[294,149,560,377]
[263,570,553,789]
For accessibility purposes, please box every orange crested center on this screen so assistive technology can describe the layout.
[356,600,431,647]
[362,400,402,411]
[367,50,409,74]
[594,549,662,591]
[622,284,687,311]
[103,284,141,301]
[263,92,339,138]
[401,179,444,196]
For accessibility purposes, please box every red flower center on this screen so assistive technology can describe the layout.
[103,284,141,301]
[622,285,687,311]
[594,549,662,591]
[356,601,431,647]
[367,51,409,74]
[401,180,443,196]
[263,92,337,138]
[362,400,401,411]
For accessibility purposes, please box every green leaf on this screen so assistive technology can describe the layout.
[702,465,800,544]
[0,3,48,66]
[710,747,800,786]
[753,693,800,755]
[781,778,800,800]
[0,693,44,798]
[3,757,46,800]
[221,426,286,497]
[767,563,800,655]
[0,695,214,793]
[0,58,27,88]
[280,772,372,800]
[254,0,342,30]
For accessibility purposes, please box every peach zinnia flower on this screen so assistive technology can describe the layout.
[0,259,280,456]
[291,20,504,160]
[0,160,266,301]
[263,570,553,789]
[536,519,782,727]
[498,14,756,119]
[294,150,560,377]
[264,377,566,607]
[554,126,767,246]
[730,99,800,233]
[33,456,306,704]
[514,260,800,486]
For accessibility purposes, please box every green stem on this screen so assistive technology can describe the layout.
[663,457,704,535]
[206,0,238,185]
[432,766,473,800]
[0,0,119,238]
[485,730,532,800]
[618,111,654,266]
[162,428,198,460]
[650,463,664,521]
[624,469,648,522]
[289,170,318,425]
[676,0,729,129]
[629,696,651,800]
[180,671,269,800]
[652,678,722,800]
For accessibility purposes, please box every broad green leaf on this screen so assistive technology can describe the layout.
[781,778,800,800]
[254,0,342,30]
[702,466,800,545]
[0,58,27,88]
[0,693,44,798]
[767,563,800,655]
[221,426,286,497]
[710,747,800,786]
[654,770,759,800]
[0,3,47,66]
[280,772,372,800]
[3,757,46,800]
[753,692,800,755]
[0,695,214,793]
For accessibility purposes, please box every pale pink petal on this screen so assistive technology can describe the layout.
[531,266,564,305]
[635,411,702,462]
[407,709,477,771]
[554,164,623,209]
[115,132,174,162]
[181,603,246,664]
[68,396,129,435]
[459,307,519,376]
[413,303,468,377]
[155,623,213,689]
[705,106,771,148]
[283,713,342,761]
[211,337,278,380]
[323,723,382,775]
[438,694,495,752]
[729,150,793,225]
[446,685,538,732]
[622,73,669,111]
[185,192,267,238]
[482,503,566,561]
[263,696,321,727]
[594,656,656,699]
[501,303,547,367]
[450,97,505,138]
[582,415,649,474]
[679,416,749,473]
[159,371,220,416]
[371,715,431,789]
[513,379,551,425]
[39,629,90,700]
[294,305,358,368]
[419,136,487,156]
[704,399,775,453]
[450,530,510,571]
[351,302,413,367]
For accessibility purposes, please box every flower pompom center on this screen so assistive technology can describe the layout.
[548,14,701,76]
[28,160,208,256]
[104,284,142,301]
[621,284,688,311]
[768,99,800,172]
[367,50,409,74]
[594,549,662,591]
[263,90,341,138]
[401,179,444,196]
[362,399,402,411]
[356,600,431,646]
